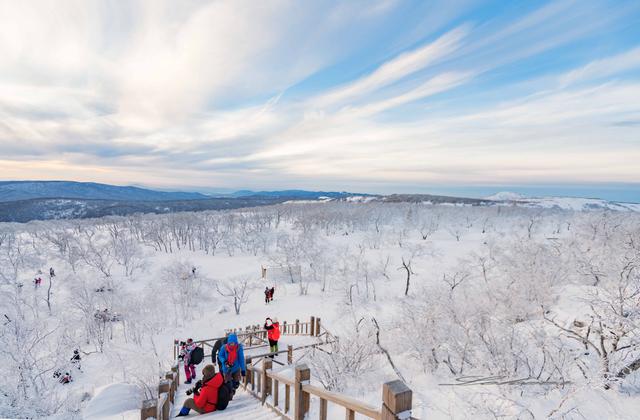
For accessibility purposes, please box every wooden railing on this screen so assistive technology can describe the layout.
[244,361,412,420]
[172,316,328,360]
[140,364,180,420]
[142,315,413,420]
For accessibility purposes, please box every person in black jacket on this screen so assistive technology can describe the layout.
[211,337,227,373]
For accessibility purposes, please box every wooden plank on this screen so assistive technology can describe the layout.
[274,379,279,407]
[320,398,328,420]
[302,384,381,419]
[269,370,295,386]
[346,408,355,420]
[285,384,291,413]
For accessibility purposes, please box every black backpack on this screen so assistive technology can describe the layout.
[190,346,204,365]
[216,380,232,410]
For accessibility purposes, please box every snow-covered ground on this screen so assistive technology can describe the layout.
[1,201,639,419]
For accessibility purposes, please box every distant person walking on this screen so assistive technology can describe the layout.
[49,267,55,277]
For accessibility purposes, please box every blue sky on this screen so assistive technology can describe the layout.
[1,0,639,201]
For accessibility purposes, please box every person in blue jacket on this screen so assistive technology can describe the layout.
[217,333,246,390]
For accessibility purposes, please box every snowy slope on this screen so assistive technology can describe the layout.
[486,191,640,212]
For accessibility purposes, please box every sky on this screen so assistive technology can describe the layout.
[1,0,640,201]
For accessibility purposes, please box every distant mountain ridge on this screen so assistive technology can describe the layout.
[0,181,210,202]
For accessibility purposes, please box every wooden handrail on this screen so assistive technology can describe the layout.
[268,370,295,386]
[302,384,381,419]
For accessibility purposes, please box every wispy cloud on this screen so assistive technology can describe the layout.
[0,0,638,192]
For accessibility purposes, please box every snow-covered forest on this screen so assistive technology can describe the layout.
[1,202,639,419]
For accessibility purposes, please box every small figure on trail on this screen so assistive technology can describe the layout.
[264,287,270,304]
[192,266,197,276]
[71,349,81,370]
[180,338,198,384]
[49,267,55,277]
[53,370,72,384]
[176,364,231,416]
[269,286,275,302]
[34,277,42,287]
[211,336,228,373]
[217,334,246,392]
[264,317,280,358]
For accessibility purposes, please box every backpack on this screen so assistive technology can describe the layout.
[190,346,204,365]
[225,343,238,366]
[216,380,232,410]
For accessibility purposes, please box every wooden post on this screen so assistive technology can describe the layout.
[320,398,328,420]
[283,321,287,335]
[316,317,321,337]
[161,395,170,420]
[274,378,279,407]
[171,364,180,385]
[244,357,252,387]
[140,399,156,420]
[287,345,293,365]
[158,379,171,399]
[285,383,291,413]
[381,380,412,420]
[262,359,272,404]
[310,316,315,336]
[346,408,355,420]
[294,364,310,420]
[165,372,175,403]
[295,319,300,334]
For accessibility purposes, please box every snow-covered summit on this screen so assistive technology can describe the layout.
[485,191,640,212]
[485,191,526,201]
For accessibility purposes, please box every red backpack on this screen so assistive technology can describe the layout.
[225,343,238,366]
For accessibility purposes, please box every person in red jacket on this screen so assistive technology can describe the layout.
[176,364,224,416]
[264,317,280,358]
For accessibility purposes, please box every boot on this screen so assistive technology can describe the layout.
[176,406,190,417]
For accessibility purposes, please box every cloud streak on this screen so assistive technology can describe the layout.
[0,0,639,193]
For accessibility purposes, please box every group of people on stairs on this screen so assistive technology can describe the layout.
[175,317,281,417]
[176,334,246,417]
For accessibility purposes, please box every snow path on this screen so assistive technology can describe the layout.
[170,363,279,419]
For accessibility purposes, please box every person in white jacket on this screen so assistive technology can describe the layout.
[180,338,198,384]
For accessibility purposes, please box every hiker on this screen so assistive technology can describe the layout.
[269,286,275,302]
[264,287,270,304]
[49,267,55,277]
[54,369,72,384]
[71,349,81,370]
[217,333,246,391]
[192,266,196,276]
[264,317,280,357]
[180,338,198,384]
[176,364,230,417]
[34,277,42,287]
[211,336,227,373]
